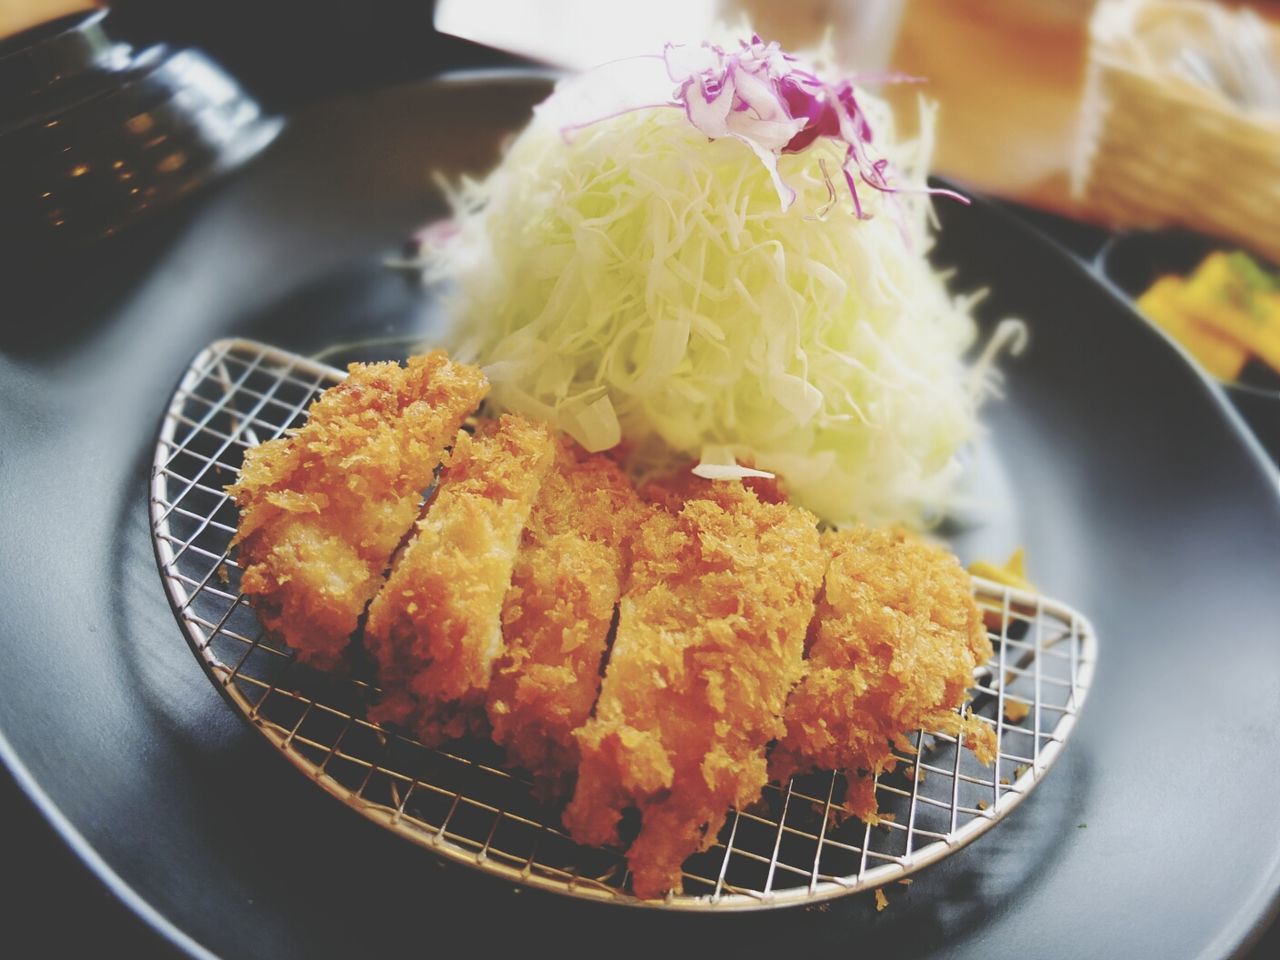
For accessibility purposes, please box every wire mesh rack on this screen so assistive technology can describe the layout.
[149,337,1098,911]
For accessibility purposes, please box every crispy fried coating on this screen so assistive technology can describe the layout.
[769,527,996,821]
[485,438,649,796]
[562,479,827,899]
[365,414,556,744]
[228,353,488,669]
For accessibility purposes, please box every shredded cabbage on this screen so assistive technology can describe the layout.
[426,64,991,527]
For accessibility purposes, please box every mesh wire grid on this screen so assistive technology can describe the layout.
[149,338,1098,911]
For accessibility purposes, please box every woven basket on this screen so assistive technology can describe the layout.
[1072,0,1280,262]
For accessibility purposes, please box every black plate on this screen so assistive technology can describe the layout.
[3,72,1280,959]
[1095,230,1280,461]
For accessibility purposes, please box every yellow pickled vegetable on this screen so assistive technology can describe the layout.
[969,548,1035,641]
[1136,276,1248,382]
[969,548,1034,593]
[1179,252,1280,375]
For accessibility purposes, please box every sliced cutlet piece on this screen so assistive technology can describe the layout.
[769,527,996,821]
[366,414,556,744]
[228,352,488,669]
[562,479,827,899]
[485,439,649,797]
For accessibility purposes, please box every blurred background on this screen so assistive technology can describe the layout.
[4,0,1275,214]
[3,0,1277,417]
[1,0,1278,955]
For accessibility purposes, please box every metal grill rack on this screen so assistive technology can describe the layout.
[149,338,1098,911]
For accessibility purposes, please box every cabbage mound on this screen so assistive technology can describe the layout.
[427,79,985,527]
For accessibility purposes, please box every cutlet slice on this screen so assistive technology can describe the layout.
[485,439,649,797]
[366,414,556,744]
[228,352,488,669]
[769,527,996,821]
[562,479,827,899]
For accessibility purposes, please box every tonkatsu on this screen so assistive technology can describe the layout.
[228,353,488,669]
[486,438,650,796]
[769,526,996,821]
[364,414,556,744]
[562,478,827,898]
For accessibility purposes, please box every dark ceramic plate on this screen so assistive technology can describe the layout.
[1095,230,1280,461]
[2,72,1279,960]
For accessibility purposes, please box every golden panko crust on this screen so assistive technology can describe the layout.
[365,414,556,744]
[563,478,827,899]
[232,350,1002,901]
[228,352,488,669]
[486,438,651,797]
[770,526,996,821]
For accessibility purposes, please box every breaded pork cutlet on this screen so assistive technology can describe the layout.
[562,479,827,899]
[228,353,488,669]
[365,414,556,744]
[485,439,650,797]
[769,527,996,821]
